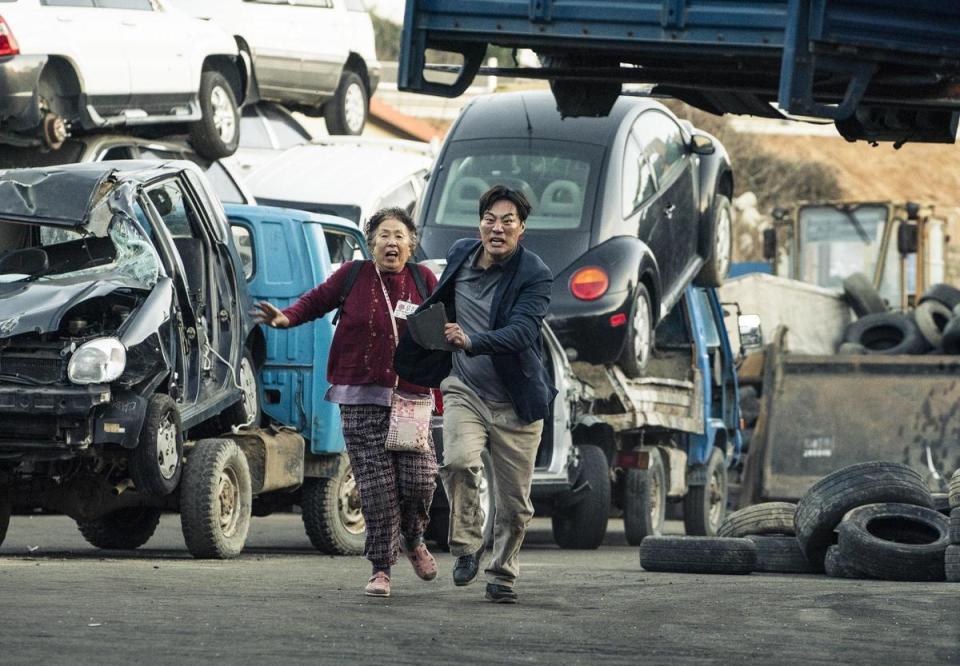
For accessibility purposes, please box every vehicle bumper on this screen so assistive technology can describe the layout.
[0,384,110,456]
[548,288,632,365]
[0,55,47,130]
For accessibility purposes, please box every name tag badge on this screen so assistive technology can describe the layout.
[394,300,419,320]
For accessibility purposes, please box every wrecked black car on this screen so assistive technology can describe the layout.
[0,162,262,547]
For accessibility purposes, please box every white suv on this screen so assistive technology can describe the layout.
[0,0,248,159]
[168,0,380,136]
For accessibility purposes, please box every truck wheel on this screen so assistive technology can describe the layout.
[220,351,262,431]
[639,536,756,574]
[746,535,816,573]
[837,502,949,581]
[551,444,610,549]
[180,438,252,559]
[693,193,732,288]
[0,496,10,547]
[130,394,183,497]
[718,501,796,538]
[324,70,367,135]
[683,447,727,536]
[842,272,887,317]
[618,283,653,378]
[301,452,365,556]
[427,449,496,551]
[76,507,162,550]
[795,461,933,570]
[623,447,666,545]
[189,70,240,159]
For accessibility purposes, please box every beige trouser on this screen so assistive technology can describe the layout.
[439,375,543,588]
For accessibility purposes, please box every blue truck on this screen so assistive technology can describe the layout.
[398,0,960,145]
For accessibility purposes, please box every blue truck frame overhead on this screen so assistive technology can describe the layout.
[398,0,960,144]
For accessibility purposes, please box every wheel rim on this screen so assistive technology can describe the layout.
[479,467,492,537]
[217,466,241,537]
[339,466,365,535]
[238,358,258,422]
[156,414,179,481]
[714,204,731,279]
[343,82,366,133]
[707,465,725,529]
[632,291,652,369]
[210,85,237,144]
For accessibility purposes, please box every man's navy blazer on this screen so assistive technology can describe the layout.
[395,238,558,424]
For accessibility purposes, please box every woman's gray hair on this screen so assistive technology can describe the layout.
[364,207,418,252]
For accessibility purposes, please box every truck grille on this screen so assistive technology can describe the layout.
[0,355,65,383]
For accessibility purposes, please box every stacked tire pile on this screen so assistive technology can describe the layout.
[839,274,960,355]
[640,462,960,582]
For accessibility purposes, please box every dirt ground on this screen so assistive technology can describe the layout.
[0,514,957,664]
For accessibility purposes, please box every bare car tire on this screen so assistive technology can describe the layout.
[301,452,365,556]
[639,536,756,574]
[914,300,952,348]
[946,545,960,582]
[189,70,240,160]
[618,283,654,378]
[130,394,183,497]
[842,272,887,317]
[843,312,928,355]
[795,462,934,571]
[324,70,367,136]
[949,469,960,508]
[683,447,727,536]
[746,535,815,573]
[718,501,796,538]
[623,447,666,545]
[180,438,252,559]
[77,507,162,550]
[824,545,867,579]
[918,283,960,311]
[949,508,960,544]
[694,193,732,288]
[837,502,949,582]
[552,444,611,549]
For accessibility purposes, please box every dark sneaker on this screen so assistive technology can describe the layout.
[452,547,484,586]
[484,583,518,604]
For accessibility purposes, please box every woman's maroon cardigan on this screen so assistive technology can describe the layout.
[281,260,438,394]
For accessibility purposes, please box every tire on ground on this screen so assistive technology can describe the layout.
[639,536,756,574]
[301,452,365,556]
[718,501,796,538]
[77,507,162,550]
[823,545,867,579]
[794,461,934,570]
[918,283,960,311]
[552,444,611,549]
[843,312,928,355]
[180,438,253,559]
[746,535,816,573]
[842,273,887,317]
[946,544,960,582]
[623,447,666,546]
[837,502,949,581]
[914,300,952,349]
[949,508,960,545]
[189,70,240,159]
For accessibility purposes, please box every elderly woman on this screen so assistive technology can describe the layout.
[253,207,439,598]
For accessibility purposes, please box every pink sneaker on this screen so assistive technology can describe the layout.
[406,542,438,581]
[364,571,391,597]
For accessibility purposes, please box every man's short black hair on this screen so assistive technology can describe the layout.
[478,185,532,222]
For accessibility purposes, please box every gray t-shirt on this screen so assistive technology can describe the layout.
[451,248,511,403]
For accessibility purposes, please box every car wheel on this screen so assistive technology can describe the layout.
[324,70,367,136]
[189,70,240,159]
[220,351,261,431]
[180,437,253,559]
[623,447,666,546]
[683,446,727,536]
[130,394,183,497]
[694,193,732,287]
[618,283,653,378]
[76,507,162,550]
[551,444,611,549]
[301,452,365,555]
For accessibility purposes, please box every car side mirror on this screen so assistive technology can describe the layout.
[762,228,777,261]
[689,133,715,155]
[738,314,763,350]
[897,222,918,255]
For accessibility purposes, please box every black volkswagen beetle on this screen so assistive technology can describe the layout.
[0,162,262,533]
[417,91,733,375]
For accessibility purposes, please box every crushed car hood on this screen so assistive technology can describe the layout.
[0,275,146,339]
[0,166,113,227]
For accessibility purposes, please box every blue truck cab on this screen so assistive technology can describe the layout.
[225,203,370,555]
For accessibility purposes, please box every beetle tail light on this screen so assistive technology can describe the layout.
[0,17,19,57]
[569,266,609,301]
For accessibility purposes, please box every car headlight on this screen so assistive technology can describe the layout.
[68,337,127,384]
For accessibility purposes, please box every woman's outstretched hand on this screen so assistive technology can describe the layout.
[251,301,290,328]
